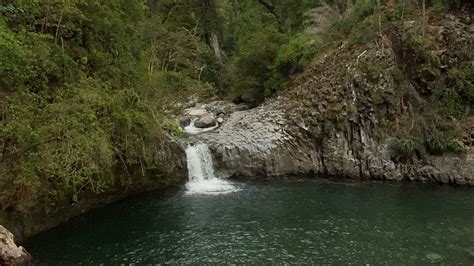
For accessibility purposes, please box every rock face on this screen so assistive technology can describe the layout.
[190,13,474,185]
[0,226,32,266]
[194,99,296,177]
[194,114,217,128]
[193,97,474,184]
[204,101,239,116]
[185,108,208,117]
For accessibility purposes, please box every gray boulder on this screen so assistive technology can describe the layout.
[194,114,217,128]
[205,101,237,116]
[177,115,192,128]
[0,226,32,266]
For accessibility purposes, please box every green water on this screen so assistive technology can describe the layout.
[26,179,474,265]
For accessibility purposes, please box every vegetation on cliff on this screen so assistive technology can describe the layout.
[286,0,472,164]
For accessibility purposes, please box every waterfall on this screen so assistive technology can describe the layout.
[183,119,218,135]
[186,143,216,181]
[185,144,239,195]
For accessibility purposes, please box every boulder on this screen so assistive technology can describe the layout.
[0,226,32,266]
[177,115,192,128]
[185,108,208,117]
[205,101,237,116]
[194,114,217,128]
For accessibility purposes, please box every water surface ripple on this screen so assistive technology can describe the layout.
[26,179,474,264]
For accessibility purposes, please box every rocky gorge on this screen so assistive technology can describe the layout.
[184,12,473,185]
[2,1,473,264]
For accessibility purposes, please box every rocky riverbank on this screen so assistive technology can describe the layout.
[186,97,473,184]
[186,12,473,185]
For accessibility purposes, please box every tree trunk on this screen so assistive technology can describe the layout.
[199,0,227,95]
[422,0,426,37]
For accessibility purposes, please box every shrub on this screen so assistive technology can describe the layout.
[390,133,424,162]
[228,26,285,96]
[372,88,394,105]
[274,33,317,76]
[448,64,474,103]
[324,0,379,43]
[426,132,465,155]
[437,89,465,118]
[430,0,448,12]
[348,13,387,45]
[0,18,30,90]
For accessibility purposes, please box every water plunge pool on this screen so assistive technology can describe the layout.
[25,179,474,264]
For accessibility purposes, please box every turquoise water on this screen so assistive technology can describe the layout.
[26,179,474,264]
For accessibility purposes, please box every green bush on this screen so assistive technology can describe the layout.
[448,64,474,103]
[390,67,405,83]
[228,26,285,96]
[0,19,31,90]
[437,89,465,118]
[325,0,379,43]
[274,33,317,76]
[430,0,448,12]
[426,132,465,155]
[394,1,416,19]
[372,88,394,105]
[390,133,424,162]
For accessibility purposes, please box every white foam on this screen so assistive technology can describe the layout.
[183,120,218,135]
[185,144,239,195]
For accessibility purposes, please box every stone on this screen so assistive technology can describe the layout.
[185,108,208,117]
[217,117,224,124]
[205,101,237,116]
[0,226,32,266]
[177,115,192,128]
[194,114,217,129]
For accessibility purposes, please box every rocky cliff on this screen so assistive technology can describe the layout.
[192,12,474,185]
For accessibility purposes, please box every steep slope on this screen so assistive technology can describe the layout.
[200,12,473,185]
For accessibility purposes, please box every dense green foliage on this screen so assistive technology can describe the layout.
[0,0,322,213]
[0,0,212,212]
[222,0,319,96]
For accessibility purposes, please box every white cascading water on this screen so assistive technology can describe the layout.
[185,144,239,195]
[183,119,218,135]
